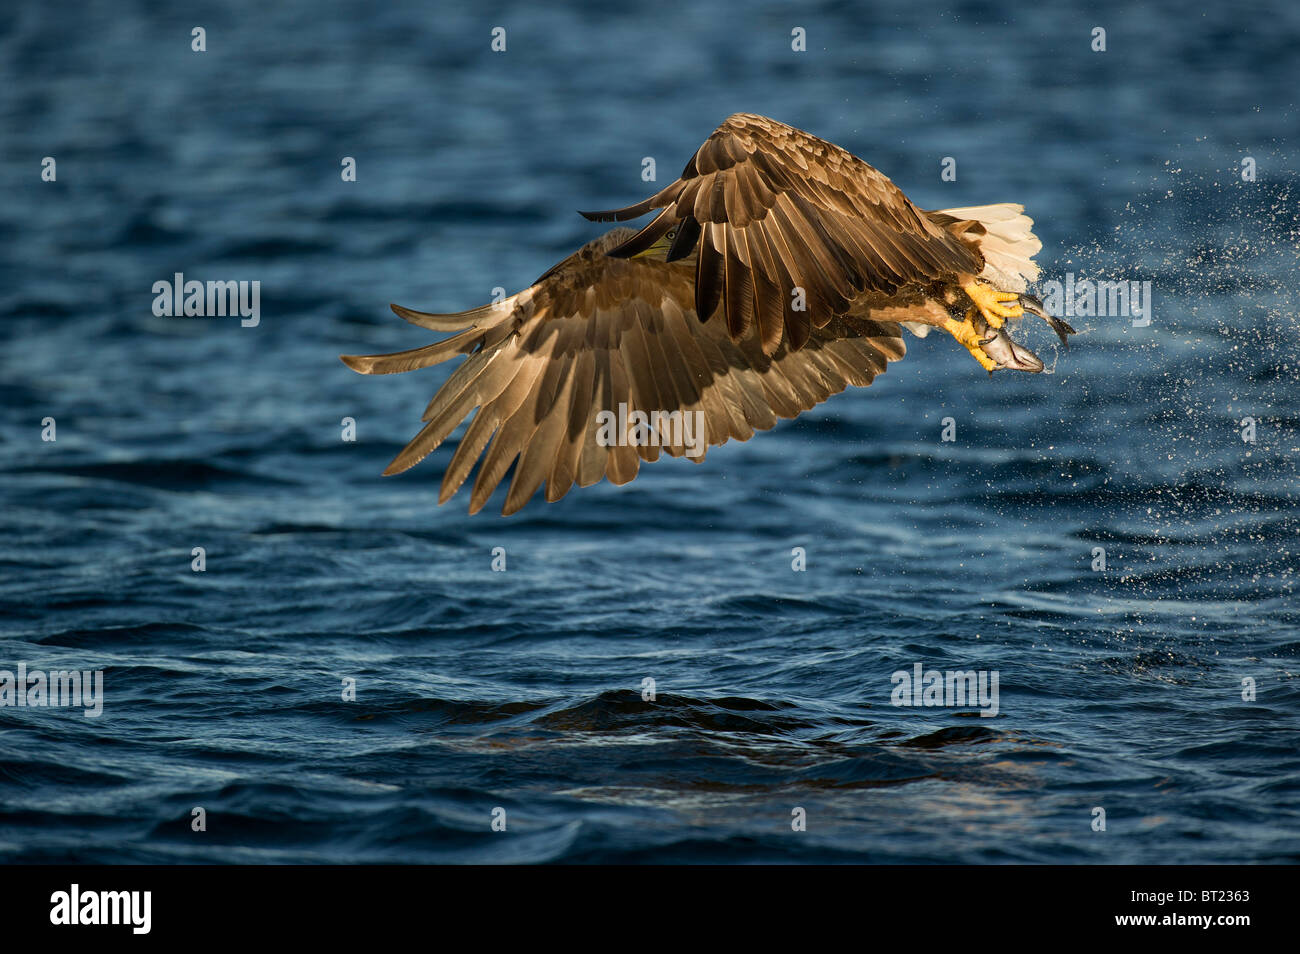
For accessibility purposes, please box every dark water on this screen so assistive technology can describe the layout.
[1,0,1298,863]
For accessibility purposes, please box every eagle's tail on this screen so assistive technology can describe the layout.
[937,203,1042,293]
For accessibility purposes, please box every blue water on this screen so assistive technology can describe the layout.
[1,0,1298,863]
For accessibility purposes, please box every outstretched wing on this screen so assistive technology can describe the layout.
[581,112,983,355]
[341,231,906,516]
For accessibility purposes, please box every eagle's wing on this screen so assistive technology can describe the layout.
[580,112,984,355]
[341,233,905,515]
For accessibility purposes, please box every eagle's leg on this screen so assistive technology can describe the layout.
[962,281,1023,329]
[942,308,997,372]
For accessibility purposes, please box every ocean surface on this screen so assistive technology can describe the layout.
[1,0,1297,863]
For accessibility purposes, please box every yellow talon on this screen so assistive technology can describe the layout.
[943,309,997,372]
[963,281,1023,329]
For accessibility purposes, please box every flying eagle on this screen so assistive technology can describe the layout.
[342,113,1073,515]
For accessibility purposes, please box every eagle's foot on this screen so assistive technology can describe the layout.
[962,281,1023,328]
[943,310,998,372]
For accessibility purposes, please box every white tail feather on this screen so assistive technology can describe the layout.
[939,203,1042,293]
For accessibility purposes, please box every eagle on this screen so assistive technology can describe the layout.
[342,113,1073,515]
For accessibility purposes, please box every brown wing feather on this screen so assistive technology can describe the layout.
[341,228,910,515]
[581,113,983,356]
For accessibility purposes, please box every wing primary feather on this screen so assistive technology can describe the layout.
[550,348,596,499]
[577,336,614,487]
[604,350,641,484]
[469,358,551,514]
[667,215,701,262]
[505,355,577,514]
[695,226,725,322]
[723,229,755,341]
[340,330,481,375]
[578,196,659,222]
[439,407,497,505]
[389,300,511,331]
